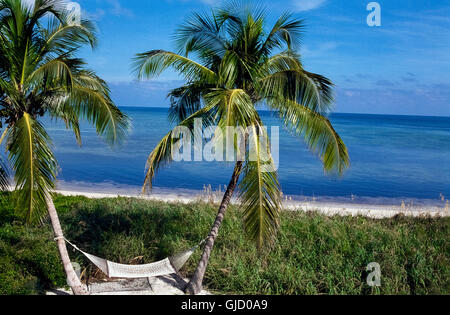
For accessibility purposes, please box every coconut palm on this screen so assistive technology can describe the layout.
[134,1,349,294]
[0,0,129,295]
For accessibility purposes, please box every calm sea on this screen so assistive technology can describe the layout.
[44,107,450,206]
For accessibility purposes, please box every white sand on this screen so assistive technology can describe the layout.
[56,189,449,219]
[46,275,211,296]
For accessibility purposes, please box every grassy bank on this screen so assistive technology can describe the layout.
[0,193,448,295]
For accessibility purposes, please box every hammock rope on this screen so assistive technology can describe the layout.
[56,236,207,279]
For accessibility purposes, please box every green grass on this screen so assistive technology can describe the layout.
[0,192,448,295]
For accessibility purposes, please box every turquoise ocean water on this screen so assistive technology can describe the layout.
[44,107,450,206]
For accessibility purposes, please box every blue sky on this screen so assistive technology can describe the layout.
[72,0,450,116]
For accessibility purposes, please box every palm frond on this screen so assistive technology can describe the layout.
[0,156,9,192]
[47,101,81,145]
[143,104,218,192]
[133,50,217,83]
[26,57,74,90]
[29,0,67,24]
[261,69,335,114]
[217,0,266,34]
[203,88,261,164]
[265,50,302,73]
[240,123,282,250]
[261,12,304,53]
[0,126,9,145]
[204,88,259,128]
[41,15,97,53]
[6,112,57,224]
[175,11,227,58]
[168,82,210,124]
[67,72,129,146]
[270,99,350,175]
[217,49,261,89]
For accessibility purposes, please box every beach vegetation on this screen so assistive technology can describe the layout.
[0,194,448,295]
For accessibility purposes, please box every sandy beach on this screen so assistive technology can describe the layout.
[56,189,449,219]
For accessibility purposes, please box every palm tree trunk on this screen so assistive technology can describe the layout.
[46,196,89,295]
[185,161,244,295]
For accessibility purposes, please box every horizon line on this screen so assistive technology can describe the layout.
[116,106,450,119]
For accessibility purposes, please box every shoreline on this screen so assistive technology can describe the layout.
[56,189,449,219]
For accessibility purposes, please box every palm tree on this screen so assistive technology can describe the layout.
[0,0,129,295]
[134,1,349,295]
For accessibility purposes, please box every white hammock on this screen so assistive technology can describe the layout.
[59,237,205,279]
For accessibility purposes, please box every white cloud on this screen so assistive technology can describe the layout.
[302,41,337,58]
[166,0,217,5]
[292,0,326,12]
[89,0,134,19]
[104,0,134,17]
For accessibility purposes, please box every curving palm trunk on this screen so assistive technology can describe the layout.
[46,196,89,295]
[186,161,243,295]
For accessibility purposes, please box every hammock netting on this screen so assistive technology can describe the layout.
[60,237,204,279]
